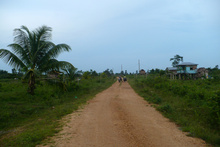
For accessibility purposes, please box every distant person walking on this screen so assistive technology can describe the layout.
[123,76,127,82]
[118,76,122,83]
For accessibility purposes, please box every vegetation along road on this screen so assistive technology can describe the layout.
[39,82,206,147]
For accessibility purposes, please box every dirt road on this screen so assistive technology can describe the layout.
[40,82,206,147]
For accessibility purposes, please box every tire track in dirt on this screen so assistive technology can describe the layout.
[38,82,206,147]
[110,93,149,147]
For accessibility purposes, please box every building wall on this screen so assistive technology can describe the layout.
[140,70,146,75]
[177,65,197,74]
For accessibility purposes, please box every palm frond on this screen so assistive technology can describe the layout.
[39,59,60,72]
[13,26,33,60]
[37,43,71,70]
[58,61,74,70]
[13,26,31,48]
[61,65,77,80]
[39,59,73,73]
[48,44,71,58]
[32,26,52,62]
[35,25,52,42]
[33,41,55,66]
[20,25,31,34]
[8,43,31,66]
[0,49,26,69]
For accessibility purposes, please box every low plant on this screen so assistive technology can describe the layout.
[128,75,220,146]
[0,77,115,146]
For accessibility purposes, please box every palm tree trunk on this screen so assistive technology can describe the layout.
[28,73,36,95]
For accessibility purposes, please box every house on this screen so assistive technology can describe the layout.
[139,69,146,75]
[196,67,208,79]
[47,70,61,79]
[166,67,177,79]
[177,62,198,79]
[166,62,209,80]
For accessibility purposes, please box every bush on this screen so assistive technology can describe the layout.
[128,75,220,146]
[157,104,172,113]
[152,96,162,104]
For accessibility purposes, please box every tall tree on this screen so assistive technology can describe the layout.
[90,69,98,77]
[170,54,183,67]
[0,25,72,94]
[103,69,112,77]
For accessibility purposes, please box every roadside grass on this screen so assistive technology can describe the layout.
[128,75,220,146]
[0,77,115,147]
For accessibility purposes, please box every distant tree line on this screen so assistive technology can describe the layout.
[0,68,24,79]
[208,65,220,80]
[148,68,165,76]
[0,70,9,79]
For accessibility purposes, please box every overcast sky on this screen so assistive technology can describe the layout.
[0,0,220,73]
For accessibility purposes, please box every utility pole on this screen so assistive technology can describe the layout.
[121,64,123,73]
[138,59,140,74]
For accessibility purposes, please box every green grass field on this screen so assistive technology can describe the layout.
[0,77,115,147]
[128,75,220,146]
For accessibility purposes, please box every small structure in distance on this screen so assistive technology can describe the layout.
[139,69,146,75]
[166,62,208,79]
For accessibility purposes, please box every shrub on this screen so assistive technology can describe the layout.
[128,75,220,146]
[157,104,172,113]
[152,96,162,104]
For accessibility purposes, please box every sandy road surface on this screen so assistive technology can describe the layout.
[39,82,206,147]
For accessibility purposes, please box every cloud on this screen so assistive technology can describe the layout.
[0,0,219,73]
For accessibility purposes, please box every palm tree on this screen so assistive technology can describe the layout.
[62,66,78,81]
[0,25,73,94]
